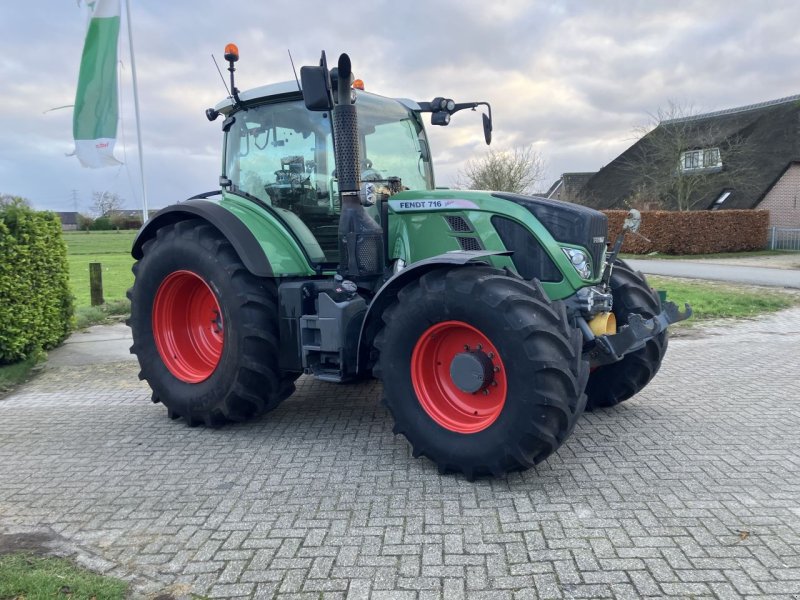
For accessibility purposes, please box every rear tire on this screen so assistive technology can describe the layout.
[128,219,297,426]
[374,266,588,478]
[585,259,668,410]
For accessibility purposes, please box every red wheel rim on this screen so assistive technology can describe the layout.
[152,270,223,383]
[411,320,507,433]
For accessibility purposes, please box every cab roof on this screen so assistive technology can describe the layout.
[214,80,421,115]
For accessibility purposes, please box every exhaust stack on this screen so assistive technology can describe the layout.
[332,53,384,281]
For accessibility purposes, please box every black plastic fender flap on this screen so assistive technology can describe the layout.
[355,250,512,374]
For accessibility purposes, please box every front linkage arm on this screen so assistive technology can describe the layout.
[587,301,692,367]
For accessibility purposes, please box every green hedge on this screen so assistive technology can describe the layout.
[605,209,769,254]
[0,198,73,364]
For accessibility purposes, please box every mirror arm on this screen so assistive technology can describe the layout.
[601,209,642,288]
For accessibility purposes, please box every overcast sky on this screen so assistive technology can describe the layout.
[1,0,798,214]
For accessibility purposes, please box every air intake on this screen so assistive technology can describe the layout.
[456,237,483,251]
[445,215,472,232]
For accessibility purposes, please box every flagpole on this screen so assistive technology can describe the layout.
[124,0,148,223]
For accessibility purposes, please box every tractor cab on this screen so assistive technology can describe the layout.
[216,83,434,264]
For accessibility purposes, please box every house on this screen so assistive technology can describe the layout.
[544,172,597,203]
[576,94,800,228]
[56,212,79,231]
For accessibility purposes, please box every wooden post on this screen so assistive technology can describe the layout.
[89,262,104,306]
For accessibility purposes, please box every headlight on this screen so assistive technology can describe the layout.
[562,248,591,279]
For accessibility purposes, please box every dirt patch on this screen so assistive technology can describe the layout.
[0,531,63,555]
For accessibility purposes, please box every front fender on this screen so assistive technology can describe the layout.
[356,250,511,373]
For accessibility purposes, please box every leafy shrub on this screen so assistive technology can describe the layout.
[77,213,94,231]
[89,216,113,231]
[0,197,74,363]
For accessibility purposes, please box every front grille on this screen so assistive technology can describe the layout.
[456,236,483,251]
[586,216,607,278]
[493,193,607,278]
[491,216,562,282]
[445,215,472,232]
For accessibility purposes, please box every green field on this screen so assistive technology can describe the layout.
[64,230,137,308]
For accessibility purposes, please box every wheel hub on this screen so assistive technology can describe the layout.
[450,350,495,393]
[410,320,507,434]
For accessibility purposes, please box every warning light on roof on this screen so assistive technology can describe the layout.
[353,79,365,90]
[224,43,239,63]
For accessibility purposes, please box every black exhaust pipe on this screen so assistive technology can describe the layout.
[333,53,384,281]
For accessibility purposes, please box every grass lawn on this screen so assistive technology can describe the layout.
[649,275,800,321]
[0,552,127,599]
[64,231,137,308]
[0,353,42,396]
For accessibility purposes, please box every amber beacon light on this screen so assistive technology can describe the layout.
[224,43,239,62]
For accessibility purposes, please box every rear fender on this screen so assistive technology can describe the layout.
[132,200,273,275]
[356,250,511,374]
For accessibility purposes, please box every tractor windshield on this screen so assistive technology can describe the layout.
[355,92,434,191]
[224,93,433,263]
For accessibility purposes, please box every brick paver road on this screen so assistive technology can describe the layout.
[1,310,800,599]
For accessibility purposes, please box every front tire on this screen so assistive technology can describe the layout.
[585,259,668,410]
[374,267,588,478]
[128,220,296,426]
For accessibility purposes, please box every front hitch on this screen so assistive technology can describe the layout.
[586,301,692,367]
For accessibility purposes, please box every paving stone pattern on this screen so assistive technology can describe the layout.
[1,310,800,599]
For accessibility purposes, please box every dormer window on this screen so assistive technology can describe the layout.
[711,190,731,210]
[680,147,722,172]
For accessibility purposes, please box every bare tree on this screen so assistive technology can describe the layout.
[91,191,126,217]
[457,145,546,195]
[620,101,760,211]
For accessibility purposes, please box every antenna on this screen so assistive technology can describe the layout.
[211,54,232,98]
[288,49,301,91]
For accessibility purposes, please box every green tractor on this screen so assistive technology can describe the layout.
[128,48,690,478]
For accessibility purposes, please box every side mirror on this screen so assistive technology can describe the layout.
[300,65,333,111]
[482,113,492,145]
[623,208,641,233]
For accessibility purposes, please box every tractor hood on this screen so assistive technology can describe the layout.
[492,193,608,280]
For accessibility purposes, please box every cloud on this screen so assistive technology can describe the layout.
[1,0,798,211]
